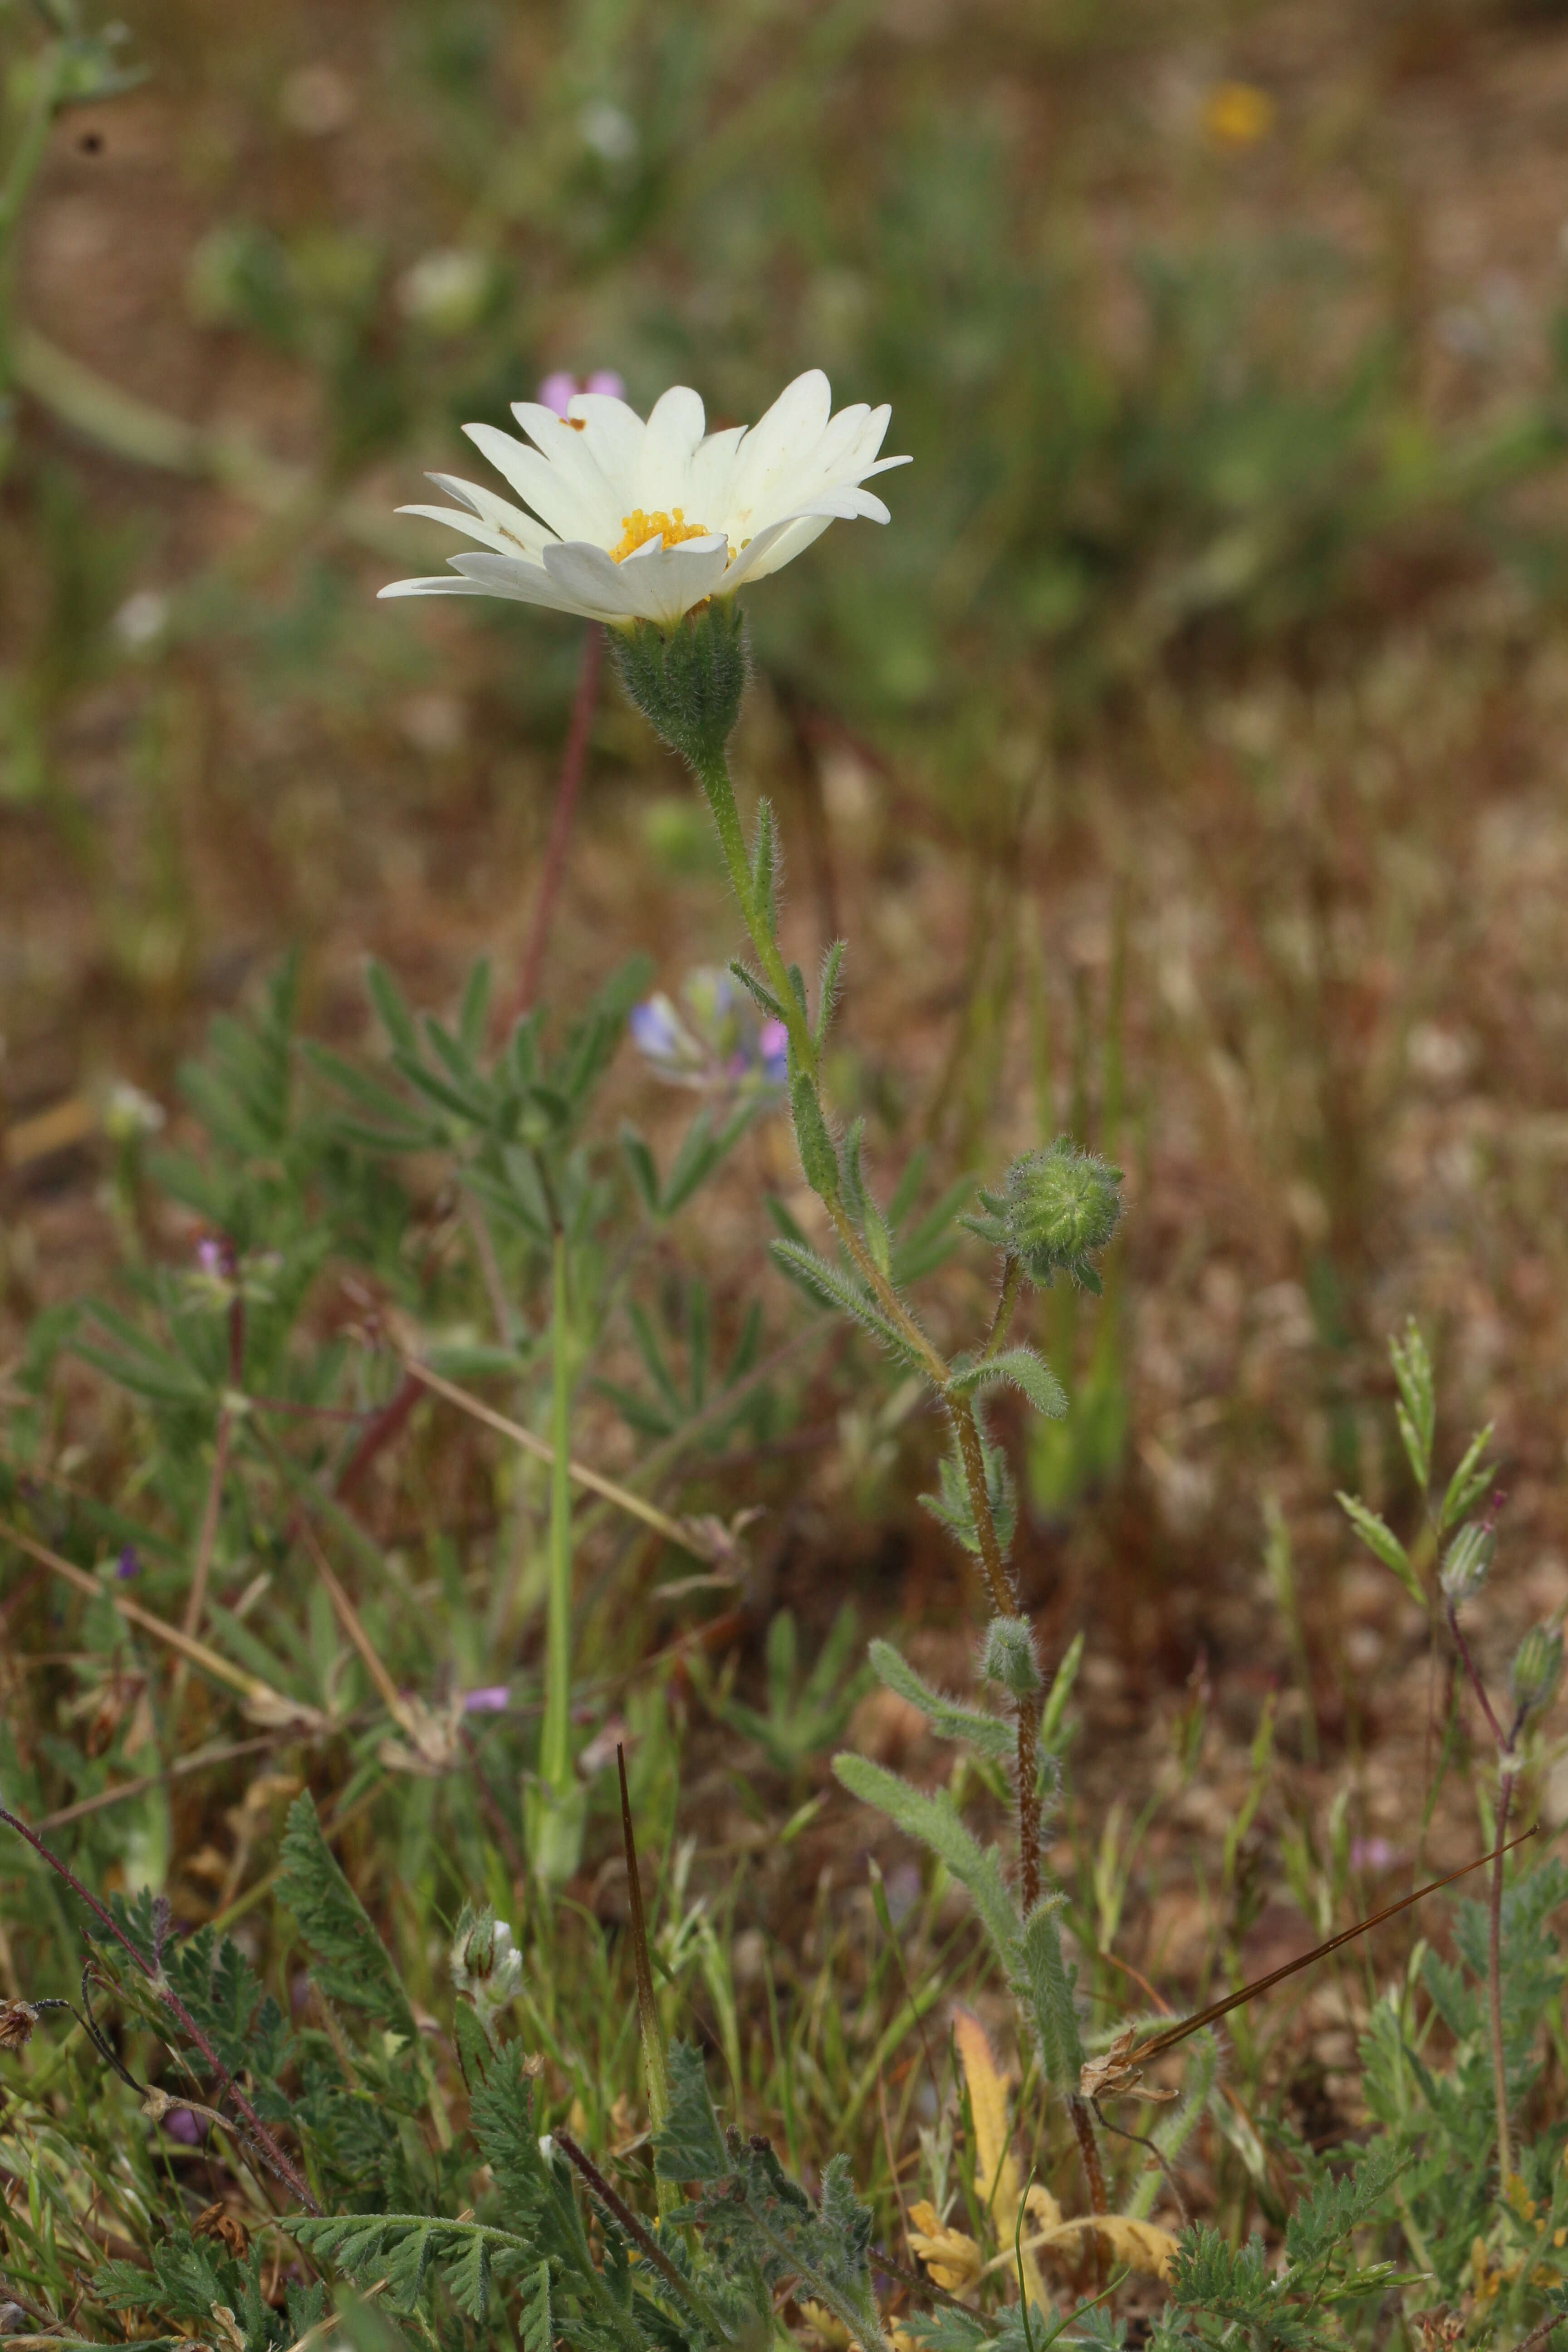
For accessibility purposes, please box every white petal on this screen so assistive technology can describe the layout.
[728,513,833,585]
[567,392,647,494]
[379,564,579,610]
[726,369,834,526]
[716,516,802,591]
[448,551,600,612]
[426,472,554,554]
[637,385,707,512]
[687,424,746,519]
[544,535,730,627]
[464,421,617,545]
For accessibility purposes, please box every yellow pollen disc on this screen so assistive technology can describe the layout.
[609,508,713,563]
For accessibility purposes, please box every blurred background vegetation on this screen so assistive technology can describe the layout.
[8,0,1568,2257]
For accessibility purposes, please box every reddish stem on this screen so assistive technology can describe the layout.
[504,622,604,1030]
[0,1803,319,2213]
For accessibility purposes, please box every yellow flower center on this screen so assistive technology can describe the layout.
[609,508,713,563]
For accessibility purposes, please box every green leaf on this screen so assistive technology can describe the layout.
[654,2039,729,2181]
[277,1793,416,2041]
[833,1754,1020,1967]
[1335,1493,1423,1606]
[768,1240,925,1371]
[729,959,785,1022]
[791,1075,840,1200]
[459,958,493,1058]
[1283,2143,1408,2269]
[949,1346,1067,1419]
[621,1124,660,1215]
[1440,1422,1494,1532]
[520,2262,553,2352]
[366,958,420,1056]
[1388,1319,1435,1491]
[469,2042,552,2225]
[445,2227,493,2319]
[1012,1894,1083,2092]
[842,1122,892,1276]
[866,1638,1014,1764]
[814,938,846,1052]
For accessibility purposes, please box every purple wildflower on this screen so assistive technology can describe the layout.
[162,2107,205,2145]
[1350,1837,1401,1873]
[461,1685,511,1714]
[114,1545,139,1580]
[760,1019,789,1084]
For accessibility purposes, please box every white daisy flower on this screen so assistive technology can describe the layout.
[378,368,909,631]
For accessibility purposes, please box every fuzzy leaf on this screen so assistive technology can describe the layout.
[834,1754,1019,1967]
[277,1793,416,2042]
[1011,1894,1083,2092]
[866,1638,1015,1764]
[654,2039,730,2181]
[768,1239,925,1370]
[949,1346,1067,1419]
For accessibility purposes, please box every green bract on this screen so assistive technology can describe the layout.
[611,600,750,770]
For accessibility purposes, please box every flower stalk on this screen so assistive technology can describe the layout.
[614,604,1119,1986]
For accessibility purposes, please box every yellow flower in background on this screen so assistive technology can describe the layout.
[1203,81,1275,149]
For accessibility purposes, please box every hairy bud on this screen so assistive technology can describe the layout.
[1440,1520,1494,1606]
[611,600,749,770]
[1510,1625,1563,1722]
[981,1617,1042,1696]
[450,1903,523,2053]
[967,1137,1123,1292]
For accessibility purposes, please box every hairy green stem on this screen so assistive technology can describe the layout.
[698,736,1044,1929]
[695,750,816,1074]
[541,1231,574,1797]
[983,1254,1024,1359]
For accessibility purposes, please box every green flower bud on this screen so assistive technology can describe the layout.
[981,1616,1042,1697]
[611,599,749,770]
[1510,1625,1563,1721]
[450,1902,523,2053]
[981,1137,1123,1291]
[1440,1520,1495,1606]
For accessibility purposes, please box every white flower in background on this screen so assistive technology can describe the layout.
[379,369,909,631]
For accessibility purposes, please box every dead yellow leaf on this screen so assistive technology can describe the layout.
[907,2200,983,2294]
[1029,2215,1179,2284]
[952,2006,1049,2310]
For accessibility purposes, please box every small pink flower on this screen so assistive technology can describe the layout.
[537,368,627,416]
[162,2107,205,2145]
[462,1685,511,1714]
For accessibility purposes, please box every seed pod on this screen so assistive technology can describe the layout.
[1510,1625,1563,1720]
[1440,1520,1495,1605]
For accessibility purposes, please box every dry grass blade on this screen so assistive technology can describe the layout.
[0,1518,327,1730]
[1129,1826,1539,2067]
